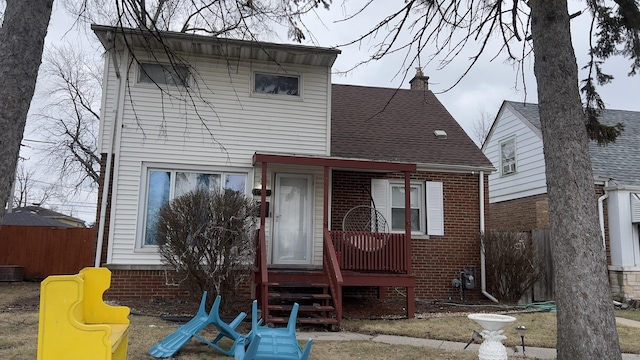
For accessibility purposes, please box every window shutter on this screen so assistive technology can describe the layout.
[371,179,389,220]
[632,193,640,223]
[426,181,444,236]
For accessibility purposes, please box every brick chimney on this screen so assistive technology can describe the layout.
[409,67,429,91]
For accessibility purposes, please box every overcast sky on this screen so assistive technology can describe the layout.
[21,1,640,222]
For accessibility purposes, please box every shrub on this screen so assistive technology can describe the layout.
[482,230,543,302]
[155,188,257,312]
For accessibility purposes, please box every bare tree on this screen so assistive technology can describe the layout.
[472,107,494,148]
[12,163,56,208]
[0,0,54,221]
[36,44,101,188]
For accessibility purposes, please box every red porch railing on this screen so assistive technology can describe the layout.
[330,231,408,273]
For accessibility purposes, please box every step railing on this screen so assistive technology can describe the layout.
[323,228,343,326]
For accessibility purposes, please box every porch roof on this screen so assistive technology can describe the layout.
[252,152,416,172]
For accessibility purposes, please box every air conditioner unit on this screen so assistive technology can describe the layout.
[503,163,516,174]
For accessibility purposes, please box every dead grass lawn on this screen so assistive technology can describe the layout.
[2,282,639,359]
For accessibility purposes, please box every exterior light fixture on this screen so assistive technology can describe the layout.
[516,325,528,356]
[463,330,483,350]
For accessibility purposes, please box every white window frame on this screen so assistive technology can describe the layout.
[389,182,425,234]
[371,179,444,236]
[499,136,517,176]
[251,72,302,99]
[137,163,250,249]
[137,62,190,87]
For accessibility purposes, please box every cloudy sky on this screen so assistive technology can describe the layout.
[21,1,640,222]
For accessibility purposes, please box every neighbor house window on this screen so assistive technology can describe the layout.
[253,73,300,96]
[138,62,189,87]
[500,137,517,176]
[142,169,247,246]
[371,179,443,236]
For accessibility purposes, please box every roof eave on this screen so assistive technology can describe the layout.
[91,24,341,67]
[416,162,496,173]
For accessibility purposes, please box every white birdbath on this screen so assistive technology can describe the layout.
[467,313,516,360]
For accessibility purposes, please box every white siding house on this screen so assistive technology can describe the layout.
[93,26,339,267]
[483,100,640,301]
[482,102,546,203]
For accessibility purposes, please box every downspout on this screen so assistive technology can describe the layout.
[479,170,499,303]
[598,180,609,250]
[95,32,123,267]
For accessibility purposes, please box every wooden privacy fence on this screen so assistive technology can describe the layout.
[532,229,554,301]
[0,225,96,279]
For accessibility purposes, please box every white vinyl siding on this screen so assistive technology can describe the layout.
[483,106,547,203]
[103,49,331,265]
[371,179,444,236]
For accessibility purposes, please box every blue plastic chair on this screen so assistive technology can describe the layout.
[244,300,313,360]
[149,292,247,358]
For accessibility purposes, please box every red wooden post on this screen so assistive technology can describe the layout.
[260,163,269,320]
[404,170,415,318]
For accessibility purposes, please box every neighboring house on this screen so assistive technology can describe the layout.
[482,100,640,301]
[92,25,494,326]
[8,206,85,228]
[2,211,74,228]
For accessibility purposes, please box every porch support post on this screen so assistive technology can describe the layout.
[260,163,269,320]
[404,170,415,318]
[323,166,329,229]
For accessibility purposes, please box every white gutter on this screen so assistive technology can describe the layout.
[479,170,499,303]
[598,180,609,250]
[95,33,124,267]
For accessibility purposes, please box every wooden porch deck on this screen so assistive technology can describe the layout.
[254,229,415,328]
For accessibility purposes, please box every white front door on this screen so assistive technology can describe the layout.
[272,173,313,265]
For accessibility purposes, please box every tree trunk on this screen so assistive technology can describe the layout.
[529,1,622,359]
[0,0,54,222]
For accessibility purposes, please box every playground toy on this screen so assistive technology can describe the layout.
[37,267,130,360]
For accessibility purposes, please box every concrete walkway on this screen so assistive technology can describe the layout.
[299,317,640,359]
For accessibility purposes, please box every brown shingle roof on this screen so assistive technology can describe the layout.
[331,84,494,169]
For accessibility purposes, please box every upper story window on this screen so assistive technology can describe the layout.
[138,62,189,87]
[500,137,517,176]
[142,168,247,246]
[253,73,300,96]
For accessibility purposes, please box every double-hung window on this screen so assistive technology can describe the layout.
[390,184,424,232]
[500,137,517,176]
[371,179,444,236]
[142,168,247,246]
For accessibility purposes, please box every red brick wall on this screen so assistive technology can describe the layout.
[332,170,488,300]
[489,193,550,231]
[105,268,252,300]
